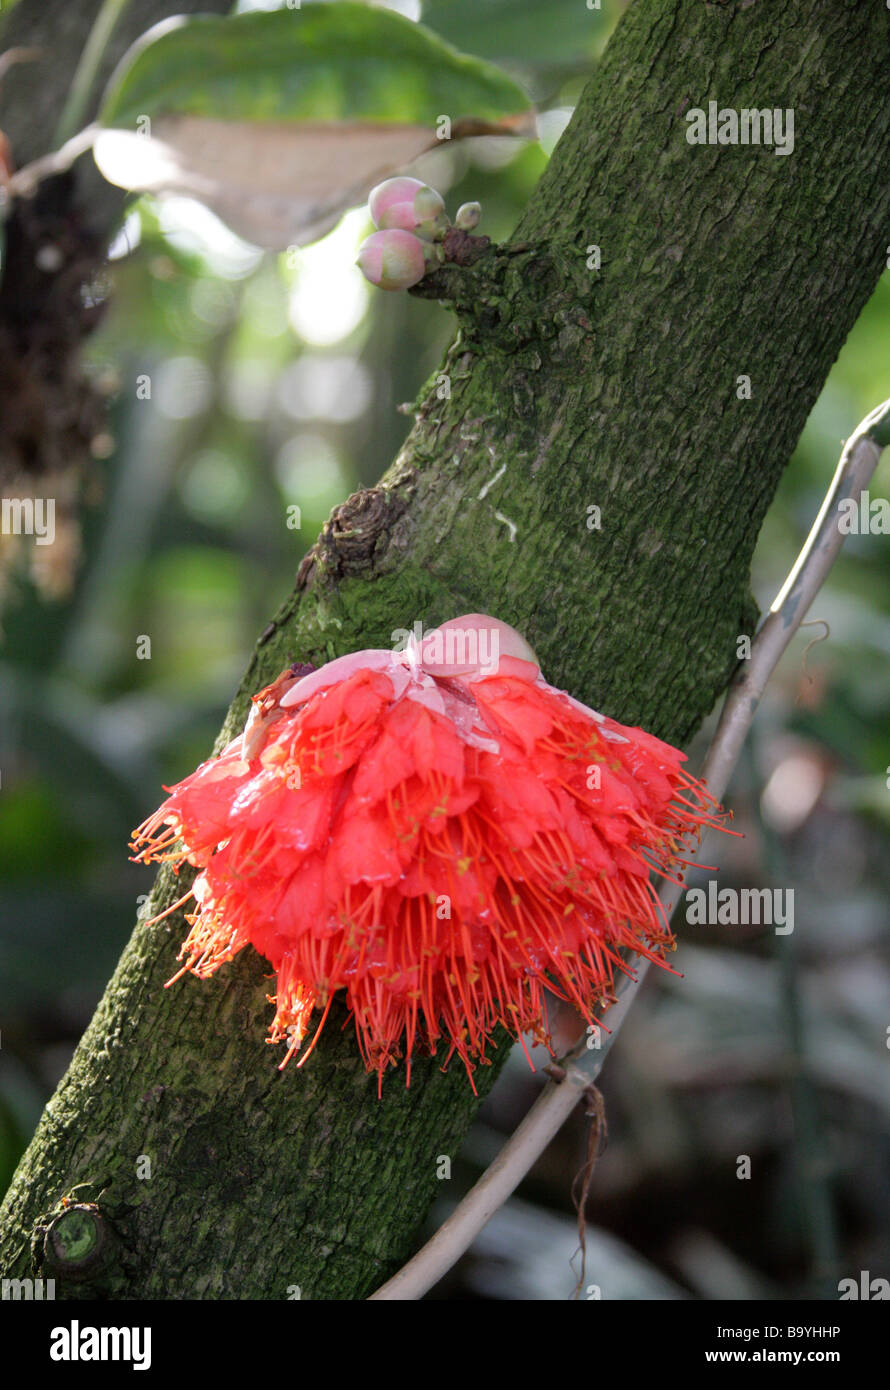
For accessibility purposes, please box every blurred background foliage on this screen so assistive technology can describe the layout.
[0,0,887,1300]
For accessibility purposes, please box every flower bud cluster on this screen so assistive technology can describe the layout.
[356,178,483,291]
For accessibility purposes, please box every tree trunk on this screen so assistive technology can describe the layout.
[2,0,889,1299]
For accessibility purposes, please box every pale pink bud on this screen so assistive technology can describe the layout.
[419,613,539,678]
[356,229,427,291]
[368,177,428,227]
[375,183,448,242]
[377,200,424,233]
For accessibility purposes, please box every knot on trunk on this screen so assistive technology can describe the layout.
[297,485,411,589]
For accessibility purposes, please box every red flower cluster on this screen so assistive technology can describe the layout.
[131,615,727,1091]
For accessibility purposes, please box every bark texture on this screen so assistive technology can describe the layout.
[2,0,890,1298]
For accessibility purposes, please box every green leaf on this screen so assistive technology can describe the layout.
[421,0,607,71]
[94,4,533,249]
[100,4,531,129]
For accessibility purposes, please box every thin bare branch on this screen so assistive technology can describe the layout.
[5,123,99,201]
[0,48,42,86]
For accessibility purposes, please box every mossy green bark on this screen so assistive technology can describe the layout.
[3,0,890,1298]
